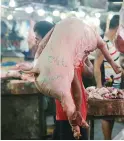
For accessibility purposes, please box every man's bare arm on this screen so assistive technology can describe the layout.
[72,58,94,111]
[97,36,121,74]
[83,58,94,78]
[71,69,82,111]
[94,49,104,88]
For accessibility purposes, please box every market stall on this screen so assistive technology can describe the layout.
[1,77,124,139]
[88,99,124,139]
[86,86,124,139]
[1,78,56,140]
[1,0,124,140]
[87,89,124,139]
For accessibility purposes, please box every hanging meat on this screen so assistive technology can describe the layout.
[115,2,124,53]
[18,18,121,138]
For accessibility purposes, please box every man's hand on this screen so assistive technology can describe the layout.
[111,61,122,74]
[94,49,104,88]
[71,69,82,111]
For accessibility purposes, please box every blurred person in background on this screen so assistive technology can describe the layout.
[94,15,122,140]
[8,21,24,49]
[17,21,54,71]
[1,21,8,50]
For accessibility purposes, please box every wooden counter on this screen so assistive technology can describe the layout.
[88,99,124,116]
[3,79,124,116]
[1,79,124,140]
[87,99,124,140]
[1,79,54,140]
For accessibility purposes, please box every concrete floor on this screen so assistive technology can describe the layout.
[94,119,124,140]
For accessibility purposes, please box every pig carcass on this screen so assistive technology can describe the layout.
[22,18,120,138]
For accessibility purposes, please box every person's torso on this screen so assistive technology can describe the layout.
[103,37,121,86]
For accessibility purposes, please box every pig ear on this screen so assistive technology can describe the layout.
[35,28,54,59]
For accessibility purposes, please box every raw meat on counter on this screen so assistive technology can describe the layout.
[1,62,35,82]
[1,70,35,82]
[86,86,124,99]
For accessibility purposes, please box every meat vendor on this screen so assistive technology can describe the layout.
[16,18,121,138]
[94,15,122,140]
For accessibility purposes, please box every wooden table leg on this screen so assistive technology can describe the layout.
[90,120,94,140]
[38,95,47,139]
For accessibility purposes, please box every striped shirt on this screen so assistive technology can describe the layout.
[103,37,121,85]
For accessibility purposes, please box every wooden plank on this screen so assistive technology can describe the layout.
[88,99,124,116]
[8,80,39,95]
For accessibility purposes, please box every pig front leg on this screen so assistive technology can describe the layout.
[60,91,76,118]
[71,69,89,126]
[69,69,89,139]
[71,69,82,112]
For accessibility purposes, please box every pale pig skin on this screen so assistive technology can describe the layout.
[19,18,121,138]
